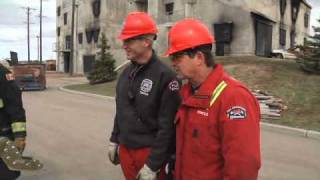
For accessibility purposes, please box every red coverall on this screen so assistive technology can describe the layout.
[175,64,261,180]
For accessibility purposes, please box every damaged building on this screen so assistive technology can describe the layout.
[56,0,311,74]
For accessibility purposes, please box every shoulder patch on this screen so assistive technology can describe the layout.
[226,106,247,120]
[168,80,179,91]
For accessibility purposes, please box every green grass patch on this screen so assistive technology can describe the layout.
[65,80,116,97]
[65,56,320,131]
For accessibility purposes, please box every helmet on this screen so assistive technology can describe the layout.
[119,12,158,40]
[165,19,215,56]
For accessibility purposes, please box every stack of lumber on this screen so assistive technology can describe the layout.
[252,90,288,121]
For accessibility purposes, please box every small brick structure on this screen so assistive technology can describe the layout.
[12,64,46,91]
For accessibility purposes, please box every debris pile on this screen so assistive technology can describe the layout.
[252,90,288,121]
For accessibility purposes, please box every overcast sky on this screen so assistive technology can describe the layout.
[0,0,319,61]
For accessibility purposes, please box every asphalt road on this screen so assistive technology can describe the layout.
[18,74,320,180]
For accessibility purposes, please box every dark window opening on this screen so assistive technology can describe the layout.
[57,27,61,37]
[85,28,100,43]
[304,13,309,28]
[92,0,101,18]
[291,0,300,23]
[93,29,100,43]
[280,28,286,46]
[86,29,94,43]
[280,0,287,16]
[78,33,83,44]
[165,3,174,15]
[57,6,61,16]
[136,1,148,12]
[64,12,68,25]
[65,35,71,49]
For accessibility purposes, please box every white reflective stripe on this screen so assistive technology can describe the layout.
[0,98,3,108]
[11,122,27,133]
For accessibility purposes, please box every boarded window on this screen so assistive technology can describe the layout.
[280,28,286,46]
[64,12,68,25]
[83,55,95,73]
[65,35,71,49]
[165,3,174,15]
[304,13,309,28]
[92,0,101,18]
[57,27,61,37]
[57,6,61,16]
[78,33,83,44]
[213,23,233,43]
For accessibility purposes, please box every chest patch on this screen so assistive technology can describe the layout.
[140,79,153,96]
[197,110,208,117]
[227,106,247,120]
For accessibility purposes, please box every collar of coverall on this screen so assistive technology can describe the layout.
[181,64,225,108]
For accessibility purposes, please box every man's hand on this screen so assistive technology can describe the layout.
[14,137,26,153]
[136,164,157,180]
[108,142,119,165]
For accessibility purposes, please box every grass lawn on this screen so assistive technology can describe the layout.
[65,56,320,131]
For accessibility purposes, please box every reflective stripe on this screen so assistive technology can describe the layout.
[210,81,227,107]
[11,122,26,133]
[0,98,3,108]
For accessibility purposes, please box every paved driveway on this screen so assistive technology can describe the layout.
[18,74,320,180]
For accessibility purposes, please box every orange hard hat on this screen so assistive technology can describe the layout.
[119,12,158,40]
[165,19,215,56]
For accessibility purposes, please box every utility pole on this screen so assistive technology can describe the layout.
[37,35,40,61]
[40,0,43,64]
[70,0,76,76]
[22,7,36,63]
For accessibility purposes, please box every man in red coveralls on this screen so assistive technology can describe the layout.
[165,19,261,180]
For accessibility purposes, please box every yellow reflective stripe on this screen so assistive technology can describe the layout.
[11,122,27,133]
[210,81,227,107]
[0,98,3,108]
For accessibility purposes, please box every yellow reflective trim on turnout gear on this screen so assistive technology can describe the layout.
[210,81,227,107]
[11,122,26,133]
[0,98,3,108]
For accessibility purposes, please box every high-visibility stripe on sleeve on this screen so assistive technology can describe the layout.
[0,98,3,108]
[11,122,27,133]
[210,81,227,107]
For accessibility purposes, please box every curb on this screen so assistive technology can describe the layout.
[260,122,320,141]
[59,86,115,101]
[60,85,320,141]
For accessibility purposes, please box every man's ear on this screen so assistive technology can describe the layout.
[194,51,205,66]
[144,38,153,48]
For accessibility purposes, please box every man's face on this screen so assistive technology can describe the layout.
[171,52,197,80]
[122,36,148,62]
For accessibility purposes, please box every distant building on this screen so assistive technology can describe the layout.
[56,0,311,74]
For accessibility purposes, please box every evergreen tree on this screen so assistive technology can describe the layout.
[301,17,320,74]
[87,33,117,84]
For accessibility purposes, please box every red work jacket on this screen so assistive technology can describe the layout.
[175,64,261,180]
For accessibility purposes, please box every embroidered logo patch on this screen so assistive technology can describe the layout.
[168,80,179,91]
[227,106,247,120]
[140,79,153,96]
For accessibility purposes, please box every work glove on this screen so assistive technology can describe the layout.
[14,137,26,153]
[108,142,119,165]
[136,164,157,180]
